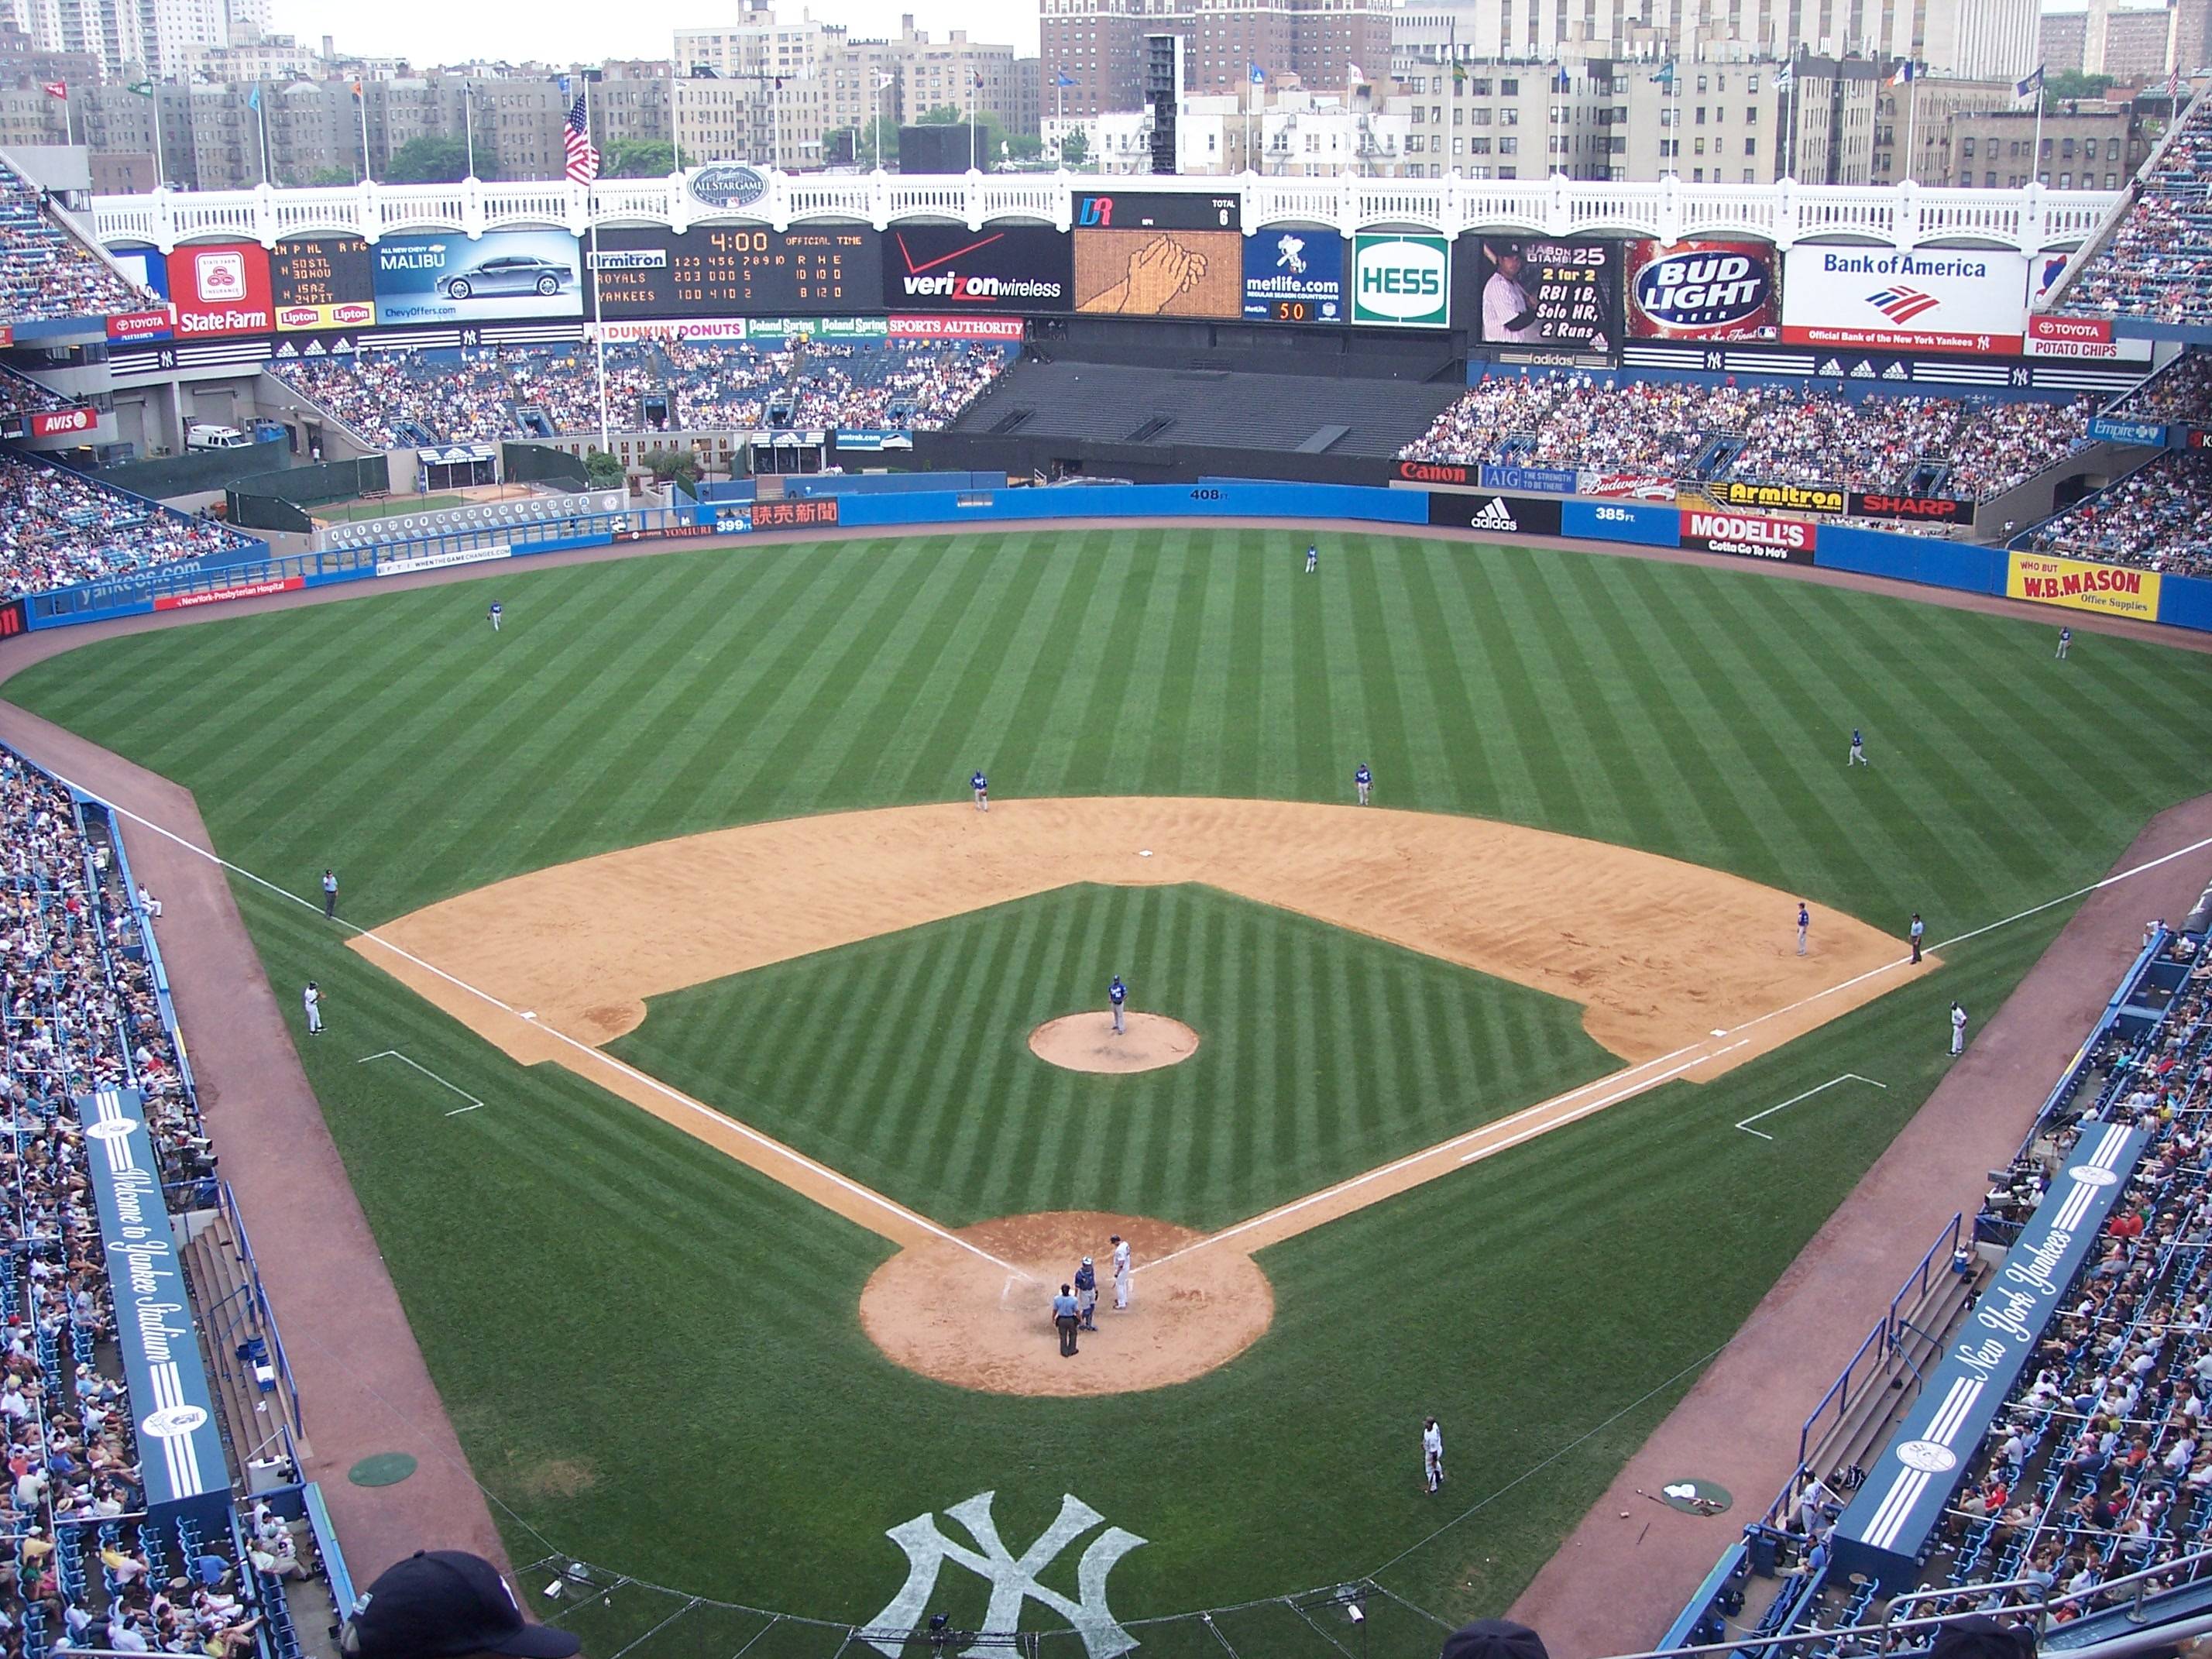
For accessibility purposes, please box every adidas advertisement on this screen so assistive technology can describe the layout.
[1424,491,1564,536]
[881,224,1073,314]
[1780,247,2028,356]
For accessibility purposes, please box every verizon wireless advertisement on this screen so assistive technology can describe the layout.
[881,225,1073,314]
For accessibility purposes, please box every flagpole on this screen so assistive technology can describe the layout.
[463,81,475,180]
[2033,84,2045,183]
[587,77,609,452]
[256,93,268,183]
[358,88,373,183]
[152,90,164,189]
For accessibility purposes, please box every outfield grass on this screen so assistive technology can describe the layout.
[9,529,2212,1636]
[612,882,1620,1231]
[314,493,467,524]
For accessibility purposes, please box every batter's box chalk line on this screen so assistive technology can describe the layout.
[1734,1073,1888,1140]
[358,1049,486,1116]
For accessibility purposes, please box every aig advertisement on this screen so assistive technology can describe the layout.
[881,224,1072,314]
[1351,234,1449,328]
[1626,239,1779,342]
[1243,230,1344,324]
[1780,246,2028,355]
[373,229,583,325]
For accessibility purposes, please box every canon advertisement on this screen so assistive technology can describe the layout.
[1625,239,1779,342]
[165,242,275,339]
[1679,509,1817,563]
[1780,247,2028,356]
[1468,237,1617,349]
[1242,229,1345,325]
[881,225,1073,314]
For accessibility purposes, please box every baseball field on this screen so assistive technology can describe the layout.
[9,525,2212,1654]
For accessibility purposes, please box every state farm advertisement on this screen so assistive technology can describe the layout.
[1781,246,2028,356]
[1679,509,1817,563]
[1626,238,1780,342]
[881,224,1072,314]
[2025,314,2152,363]
[164,242,274,339]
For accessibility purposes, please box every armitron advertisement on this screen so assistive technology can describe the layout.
[1243,230,1345,324]
[1781,246,2028,355]
[1351,234,1450,329]
[1468,237,1613,348]
[1625,239,1779,341]
[2007,551,2162,620]
[1696,479,1848,516]
[165,242,274,338]
[1678,509,1817,562]
[882,224,1071,314]
[376,229,583,325]
[1073,228,1241,319]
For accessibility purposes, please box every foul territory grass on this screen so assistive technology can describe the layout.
[9,529,2212,1636]
[313,493,467,523]
[610,882,1618,1231]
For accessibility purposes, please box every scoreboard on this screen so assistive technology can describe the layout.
[270,236,376,330]
[591,227,882,318]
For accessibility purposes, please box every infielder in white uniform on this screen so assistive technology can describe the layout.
[1111,1234,1132,1310]
[303,982,323,1035]
[1423,1417,1444,1493]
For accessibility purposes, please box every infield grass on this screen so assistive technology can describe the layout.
[9,528,2212,1638]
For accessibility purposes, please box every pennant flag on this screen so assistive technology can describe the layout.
[40,80,65,100]
[1551,64,1571,92]
[1056,69,1075,87]
[1347,62,1366,83]
[1451,60,1467,85]
[127,80,154,96]
[876,71,895,89]
[1774,62,1793,90]
[350,79,363,98]
[1889,60,1915,85]
[246,84,260,112]
[564,88,599,183]
[1650,60,1675,86]
[2014,65,2044,101]
[1249,62,1265,84]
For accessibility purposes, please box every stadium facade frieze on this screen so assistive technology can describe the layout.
[89,170,2118,259]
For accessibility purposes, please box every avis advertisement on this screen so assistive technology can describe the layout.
[1625,239,1779,341]
[373,230,583,325]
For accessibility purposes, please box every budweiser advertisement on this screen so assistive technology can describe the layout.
[1678,509,1817,563]
[2024,314,2153,362]
[1780,247,2028,355]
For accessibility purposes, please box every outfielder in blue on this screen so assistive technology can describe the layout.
[1306,544,1318,574]
[1355,763,1372,805]
[1847,729,1868,767]
[1110,974,1127,1036]
[971,770,988,811]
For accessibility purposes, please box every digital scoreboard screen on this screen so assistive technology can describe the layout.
[590,226,882,318]
[270,236,377,330]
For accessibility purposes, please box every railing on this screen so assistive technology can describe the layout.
[88,172,2122,255]
[218,1179,304,1462]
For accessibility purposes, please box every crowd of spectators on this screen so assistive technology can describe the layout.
[0,747,279,1657]
[0,458,254,603]
[1398,374,2093,501]
[0,163,153,328]
[0,369,81,428]
[2110,352,2212,428]
[2059,96,2212,325]
[268,338,1014,448]
[2024,451,2212,577]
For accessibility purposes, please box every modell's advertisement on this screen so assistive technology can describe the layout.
[1470,237,1618,351]
[1625,239,1780,342]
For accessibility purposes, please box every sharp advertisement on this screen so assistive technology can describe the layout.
[1625,238,1779,342]
[882,224,1071,314]
[1780,246,2028,356]
[270,235,378,332]
[1468,236,1616,349]
[376,229,584,325]
[1073,228,1242,319]
[1242,229,1345,324]
[1351,234,1450,329]
[163,241,275,339]
[589,225,878,319]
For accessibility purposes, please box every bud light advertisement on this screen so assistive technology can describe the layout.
[1625,238,1780,342]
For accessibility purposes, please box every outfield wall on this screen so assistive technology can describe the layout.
[9,476,2211,638]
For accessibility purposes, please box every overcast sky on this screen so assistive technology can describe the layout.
[270,0,1045,71]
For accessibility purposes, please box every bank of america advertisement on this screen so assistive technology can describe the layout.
[1780,246,2028,355]
[1242,230,1344,323]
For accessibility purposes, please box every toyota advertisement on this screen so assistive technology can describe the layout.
[1243,229,1345,325]
[373,229,583,325]
[1780,246,2028,356]
[881,224,1073,314]
[165,242,275,339]
[1626,239,1779,342]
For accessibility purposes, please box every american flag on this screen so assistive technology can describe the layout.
[564,90,599,184]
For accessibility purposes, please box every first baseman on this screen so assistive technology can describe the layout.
[1110,974,1127,1036]
[1355,763,1372,805]
[971,769,989,811]
[1950,1001,1968,1056]
[1111,1234,1132,1310]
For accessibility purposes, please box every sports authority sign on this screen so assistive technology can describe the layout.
[2006,551,2161,620]
[888,314,1025,340]
[1781,247,2028,356]
[1679,509,1817,563]
[1351,234,1450,328]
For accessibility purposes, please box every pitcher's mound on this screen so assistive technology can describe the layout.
[859,1211,1272,1396]
[1029,1012,1200,1073]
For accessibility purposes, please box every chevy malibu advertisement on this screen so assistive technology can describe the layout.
[372,230,584,325]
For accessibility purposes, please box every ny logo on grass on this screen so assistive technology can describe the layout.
[863,1490,1147,1659]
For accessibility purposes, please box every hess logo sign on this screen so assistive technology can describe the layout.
[1352,235,1448,326]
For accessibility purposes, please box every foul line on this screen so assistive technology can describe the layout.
[42,771,1038,1284]
[40,760,2212,1282]
[1734,1073,1888,1141]
[357,1049,486,1115]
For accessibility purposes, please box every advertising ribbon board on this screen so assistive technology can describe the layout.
[1847,490,1976,527]
[2007,551,2162,620]
[1426,492,1563,535]
[2088,417,2168,448]
[751,497,841,530]
[1692,479,1848,517]
[1479,463,1578,495]
[153,574,303,610]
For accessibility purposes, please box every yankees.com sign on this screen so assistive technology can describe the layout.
[1781,246,2028,356]
[1679,509,1817,563]
[881,224,1073,314]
